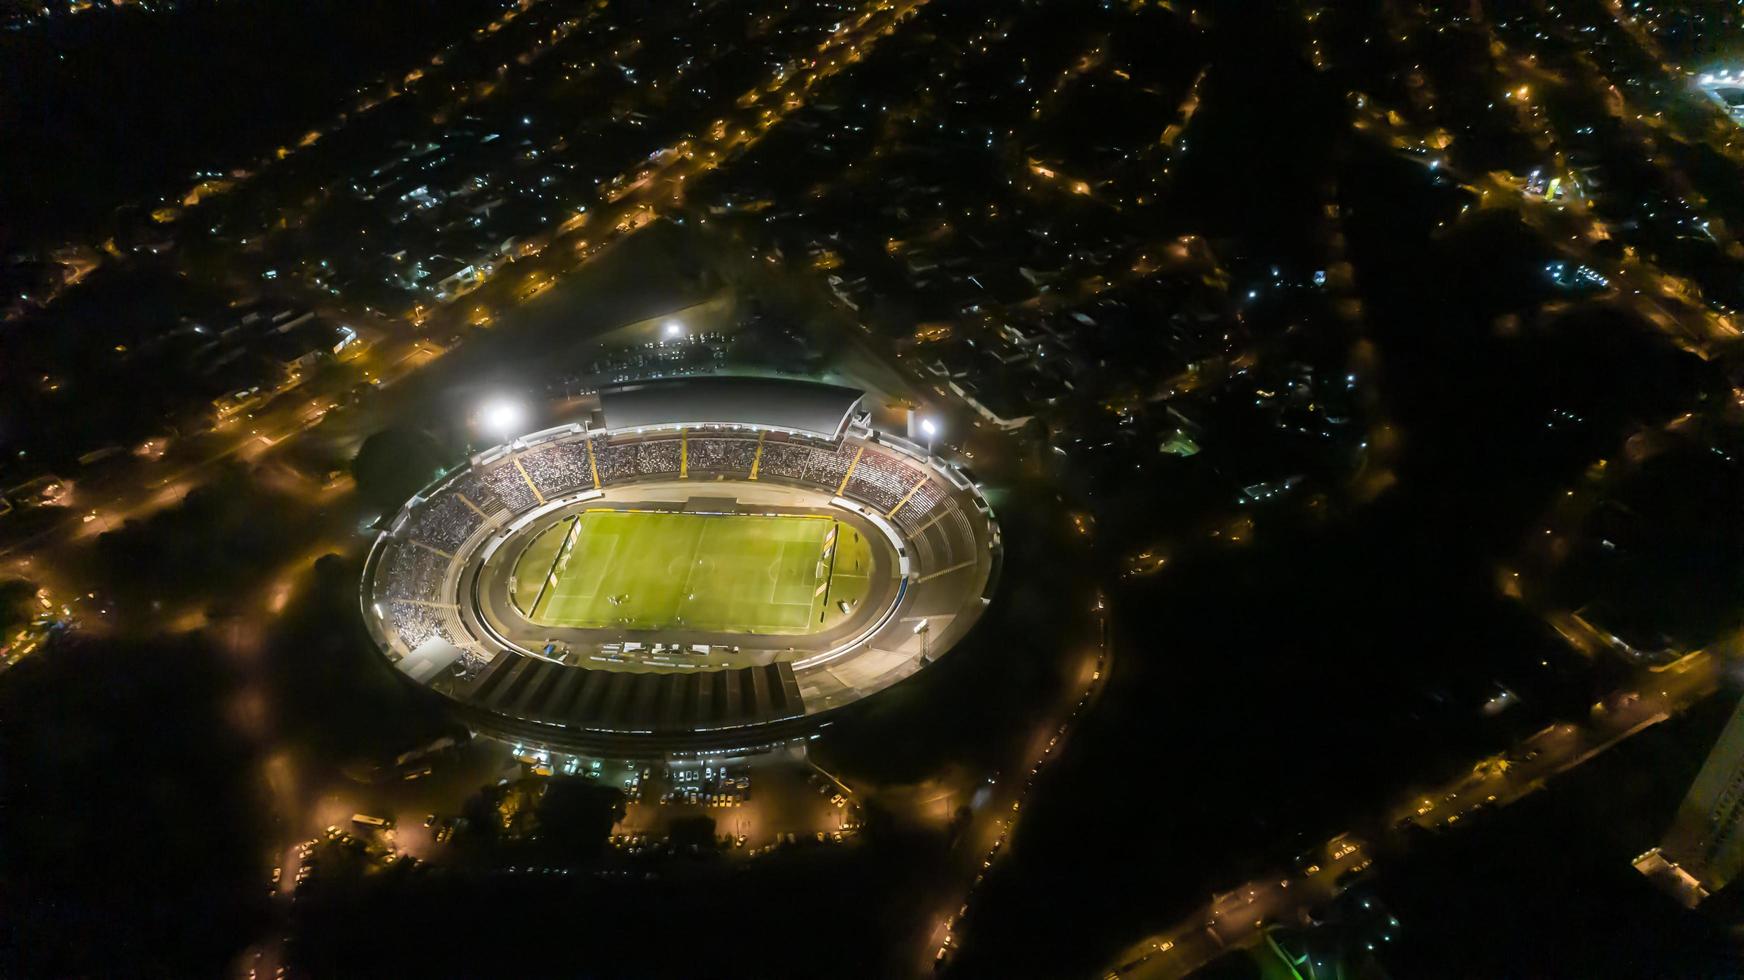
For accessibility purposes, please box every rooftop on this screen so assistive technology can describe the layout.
[598,376,863,439]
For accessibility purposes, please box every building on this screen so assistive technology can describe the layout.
[1637,693,1744,905]
[3,474,71,510]
[1697,70,1744,127]
[258,317,357,382]
[398,255,484,301]
[359,376,999,756]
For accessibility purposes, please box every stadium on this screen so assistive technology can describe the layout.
[361,377,1000,756]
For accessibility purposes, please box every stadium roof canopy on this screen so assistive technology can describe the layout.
[399,636,465,684]
[598,377,864,439]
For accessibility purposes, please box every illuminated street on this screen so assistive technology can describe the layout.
[9,1,1744,977]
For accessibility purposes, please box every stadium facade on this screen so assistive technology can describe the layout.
[361,377,1000,756]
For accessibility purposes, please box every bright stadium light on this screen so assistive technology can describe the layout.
[663,320,686,341]
[479,398,526,440]
[921,417,938,454]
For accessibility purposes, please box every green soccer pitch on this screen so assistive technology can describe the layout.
[509,509,875,634]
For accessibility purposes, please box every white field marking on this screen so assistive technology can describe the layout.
[747,539,804,633]
[765,539,788,602]
[570,524,618,600]
[546,522,619,624]
[676,516,711,624]
[773,533,822,608]
[783,522,834,628]
[528,516,581,621]
[817,520,839,611]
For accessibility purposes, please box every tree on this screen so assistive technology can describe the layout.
[0,579,35,637]
[0,635,266,976]
[535,778,626,861]
[667,814,717,855]
[351,427,449,512]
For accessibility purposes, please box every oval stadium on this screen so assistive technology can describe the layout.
[361,377,1000,755]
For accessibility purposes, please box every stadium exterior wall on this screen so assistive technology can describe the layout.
[359,416,998,757]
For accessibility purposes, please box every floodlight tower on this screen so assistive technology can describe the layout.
[477,397,526,444]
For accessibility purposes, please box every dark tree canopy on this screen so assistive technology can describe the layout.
[535,778,627,860]
[0,635,266,976]
[352,427,450,513]
[0,579,35,637]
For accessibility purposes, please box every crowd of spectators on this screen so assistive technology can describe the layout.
[447,470,507,516]
[843,448,914,513]
[636,439,682,476]
[387,600,457,653]
[756,440,855,487]
[407,492,484,553]
[593,438,641,484]
[518,440,593,499]
[685,436,759,474]
[380,540,448,603]
[591,436,690,484]
[435,433,954,529]
[893,478,946,533]
[479,461,539,514]
[401,434,959,560]
[374,429,980,669]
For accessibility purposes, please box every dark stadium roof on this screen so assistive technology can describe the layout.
[598,377,863,439]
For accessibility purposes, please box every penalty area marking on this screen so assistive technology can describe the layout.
[528,516,581,620]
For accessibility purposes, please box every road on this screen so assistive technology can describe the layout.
[1100,641,1733,979]
[4,0,939,572]
[3,7,1104,979]
[921,598,1110,976]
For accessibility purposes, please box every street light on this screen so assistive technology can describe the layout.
[478,397,525,442]
[920,417,938,454]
